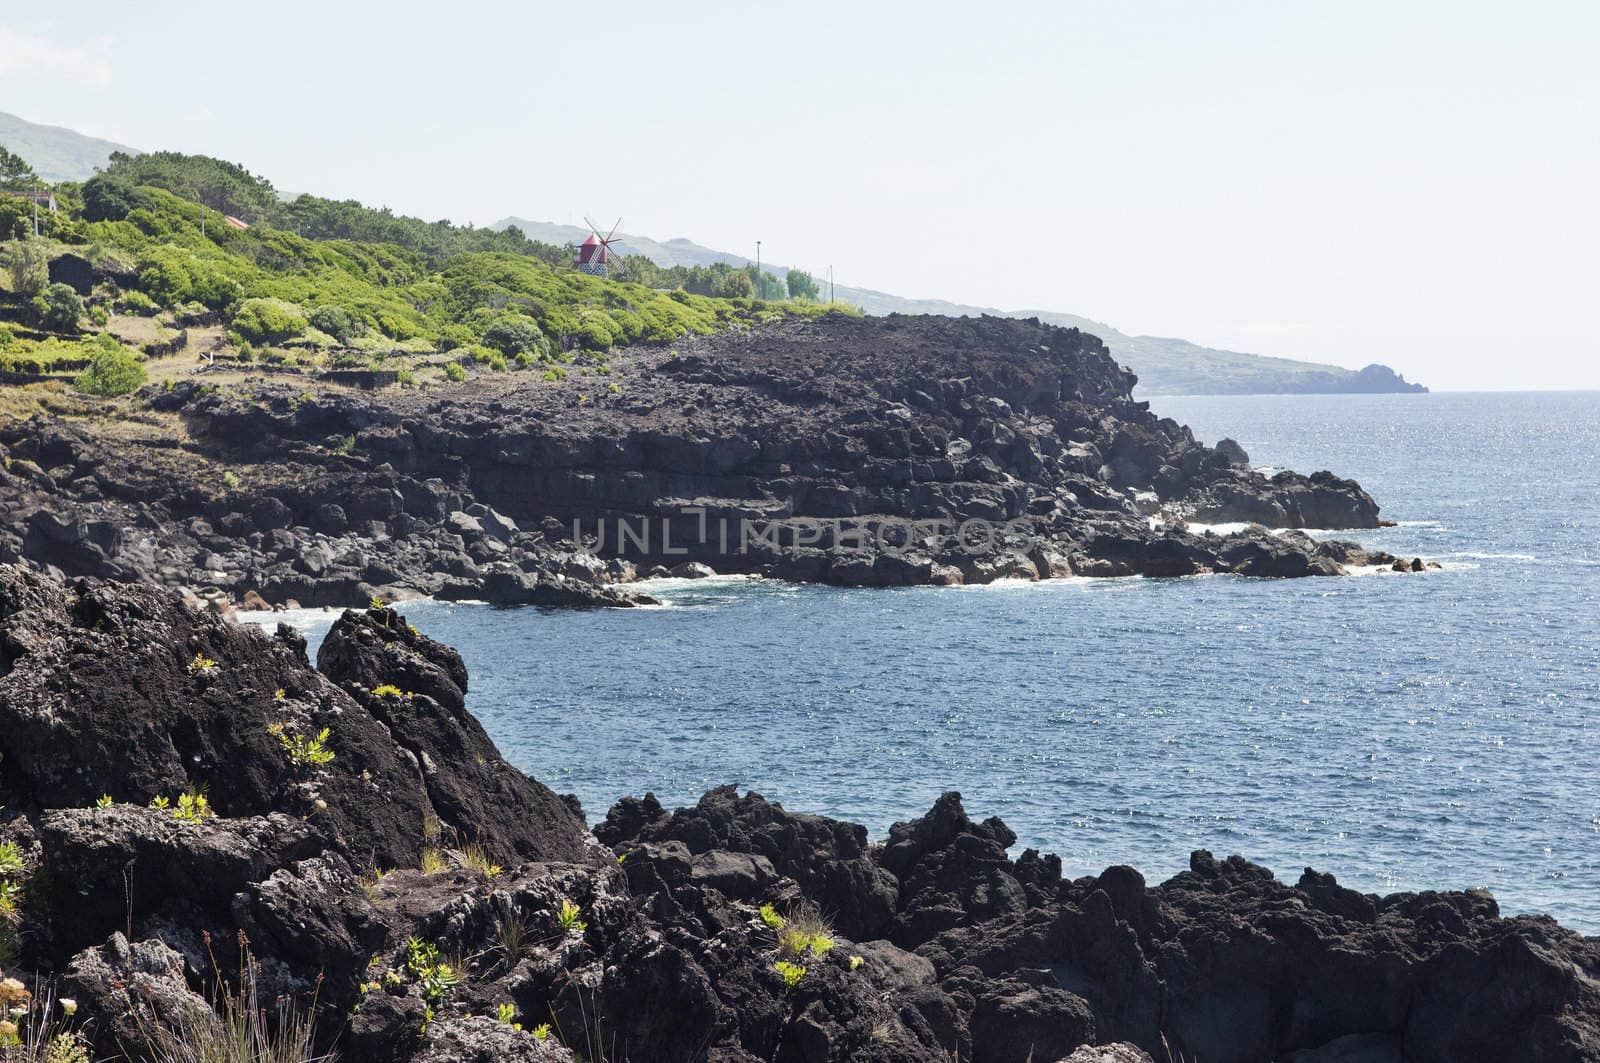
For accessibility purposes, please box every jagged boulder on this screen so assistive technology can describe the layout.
[0,567,440,869]
[880,792,1030,947]
[596,786,901,941]
[63,933,213,1056]
[28,806,323,967]
[413,1017,576,1062]
[316,605,594,865]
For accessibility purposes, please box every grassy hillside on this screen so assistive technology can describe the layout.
[0,152,852,399]
[497,216,1425,395]
[0,112,137,183]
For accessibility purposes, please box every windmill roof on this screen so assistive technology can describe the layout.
[581,234,601,246]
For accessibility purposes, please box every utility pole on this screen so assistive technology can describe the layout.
[32,196,39,238]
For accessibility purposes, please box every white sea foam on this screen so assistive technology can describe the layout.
[950,574,1114,592]
[235,604,347,632]
[1185,521,1255,536]
[634,573,765,593]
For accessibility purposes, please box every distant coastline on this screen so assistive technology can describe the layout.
[497,215,1431,398]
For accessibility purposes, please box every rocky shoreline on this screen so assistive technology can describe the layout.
[0,315,1436,612]
[0,566,1595,1062]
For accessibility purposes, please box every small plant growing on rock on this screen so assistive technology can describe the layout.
[221,470,241,491]
[150,796,170,810]
[371,684,405,698]
[530,1023,551,1041]
[94,794,112,810]
[849,954,864,971]
[172,785,213,823]
[368,595,385,609]
[772,904,835,960]
[773,961,806,991]
[187,653,217,675]
[556,898,586,934]
[404,938,459,1004]
[136,931,331,1062]
[0,842,23,966]
[460,842,501,878]
[759,903,784,930]
[273,689,286,701]
[419,848,448,875]
[495,1003,519,1029]
[492,900,530,966]
[444,362,466,383]
[268,724,335,769]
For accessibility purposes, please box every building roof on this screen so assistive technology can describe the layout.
[574,235,609,264]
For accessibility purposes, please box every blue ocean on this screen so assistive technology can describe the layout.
[281,392,1600,931]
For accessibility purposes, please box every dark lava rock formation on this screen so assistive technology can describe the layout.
[0,315,1424,609]
[0,566,1593,1062]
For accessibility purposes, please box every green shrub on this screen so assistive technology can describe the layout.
[444,361,466,382]
[482,313,544,357]
[87,304,109,327]
[34,282,84,332]
[136,254,192,305]
[231,297,308,344]
[73,341,147,396]
[82,173,151,222]
[2,237,49,297]
[573,310,616,351]
[308,304,366,343]
[121,289,158,315]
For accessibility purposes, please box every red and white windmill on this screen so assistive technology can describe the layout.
[572,216,624,278]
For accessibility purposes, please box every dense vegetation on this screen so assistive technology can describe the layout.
[618,256,823,302]
[0,149,853,388]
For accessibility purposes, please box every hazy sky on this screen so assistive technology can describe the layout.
[2,1,1596,389]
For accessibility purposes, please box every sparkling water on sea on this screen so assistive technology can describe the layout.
[275,391,1600,931]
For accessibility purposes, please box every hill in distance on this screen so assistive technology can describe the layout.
[0,111,137,183]
[0,108,1424,397]
[498,217,1426,397]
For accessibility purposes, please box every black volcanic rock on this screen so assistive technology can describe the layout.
[0,565,590,874]
[0,568,1594,1062]
[316,605,594,866]
[0,315,1413,608]
[597,784,901,942]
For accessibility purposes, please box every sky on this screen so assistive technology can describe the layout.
[1,1,1596,390]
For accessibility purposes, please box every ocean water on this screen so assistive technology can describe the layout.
[276,392,1600,931]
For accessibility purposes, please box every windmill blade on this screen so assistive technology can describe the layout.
[584,214,604,238]
[605,217,622,242]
